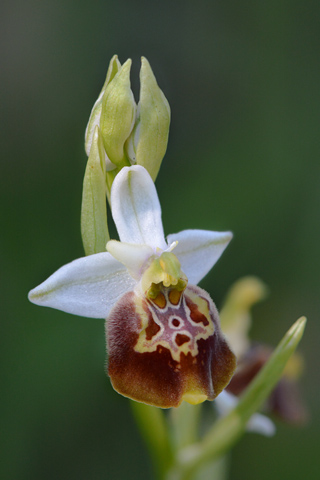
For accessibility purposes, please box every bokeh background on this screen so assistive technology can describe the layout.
[1,0,319,478]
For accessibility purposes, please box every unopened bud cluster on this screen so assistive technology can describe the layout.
[85,55,170,180]
[81,55,171,256]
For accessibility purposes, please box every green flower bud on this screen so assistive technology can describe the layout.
[81,125,109,256]
[126,57,170,181]
[100,59,136,167]
[85,55,121,157]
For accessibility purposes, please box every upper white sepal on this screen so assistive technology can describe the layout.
[111,165,167,249]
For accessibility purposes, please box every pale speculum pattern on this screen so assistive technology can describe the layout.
[134,285,215,363]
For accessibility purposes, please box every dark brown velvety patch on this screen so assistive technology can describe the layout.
[208,333,237,398]
[107,292,183,408]
[185,296,209,326]
[175,333,191,346]
[145,314,161,340]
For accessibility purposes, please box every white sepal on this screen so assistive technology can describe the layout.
[167,229,232,285]
[28,252,136,318]
[111,165,167,249]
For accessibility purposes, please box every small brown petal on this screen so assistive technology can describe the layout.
[268,378,308,425]
[227,344,308,425]
[227,344,272,396]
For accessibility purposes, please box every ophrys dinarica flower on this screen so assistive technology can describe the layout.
[29,166,236,408]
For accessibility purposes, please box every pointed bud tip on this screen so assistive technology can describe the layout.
[140,56,156,83]
[140,56,150,68]
[121,58,132,73]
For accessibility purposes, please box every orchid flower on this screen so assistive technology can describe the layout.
[29,165,236,408]
[218,277,306,429]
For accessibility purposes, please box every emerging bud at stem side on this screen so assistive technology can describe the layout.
[220,276,268,358]
[81,126,109,255]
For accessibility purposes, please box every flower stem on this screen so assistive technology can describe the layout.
[192,455,229,480]
[170,402,202,450]
[130,401,174,479]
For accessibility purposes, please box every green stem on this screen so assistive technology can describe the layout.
[192,455,229,480]
[130,401,174,479]
[170,402,202,451]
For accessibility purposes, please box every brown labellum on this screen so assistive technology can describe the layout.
[107,284,236,408]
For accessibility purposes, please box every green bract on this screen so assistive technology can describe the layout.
[81,126,109,256]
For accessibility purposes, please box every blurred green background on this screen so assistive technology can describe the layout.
[1,0,319,478]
